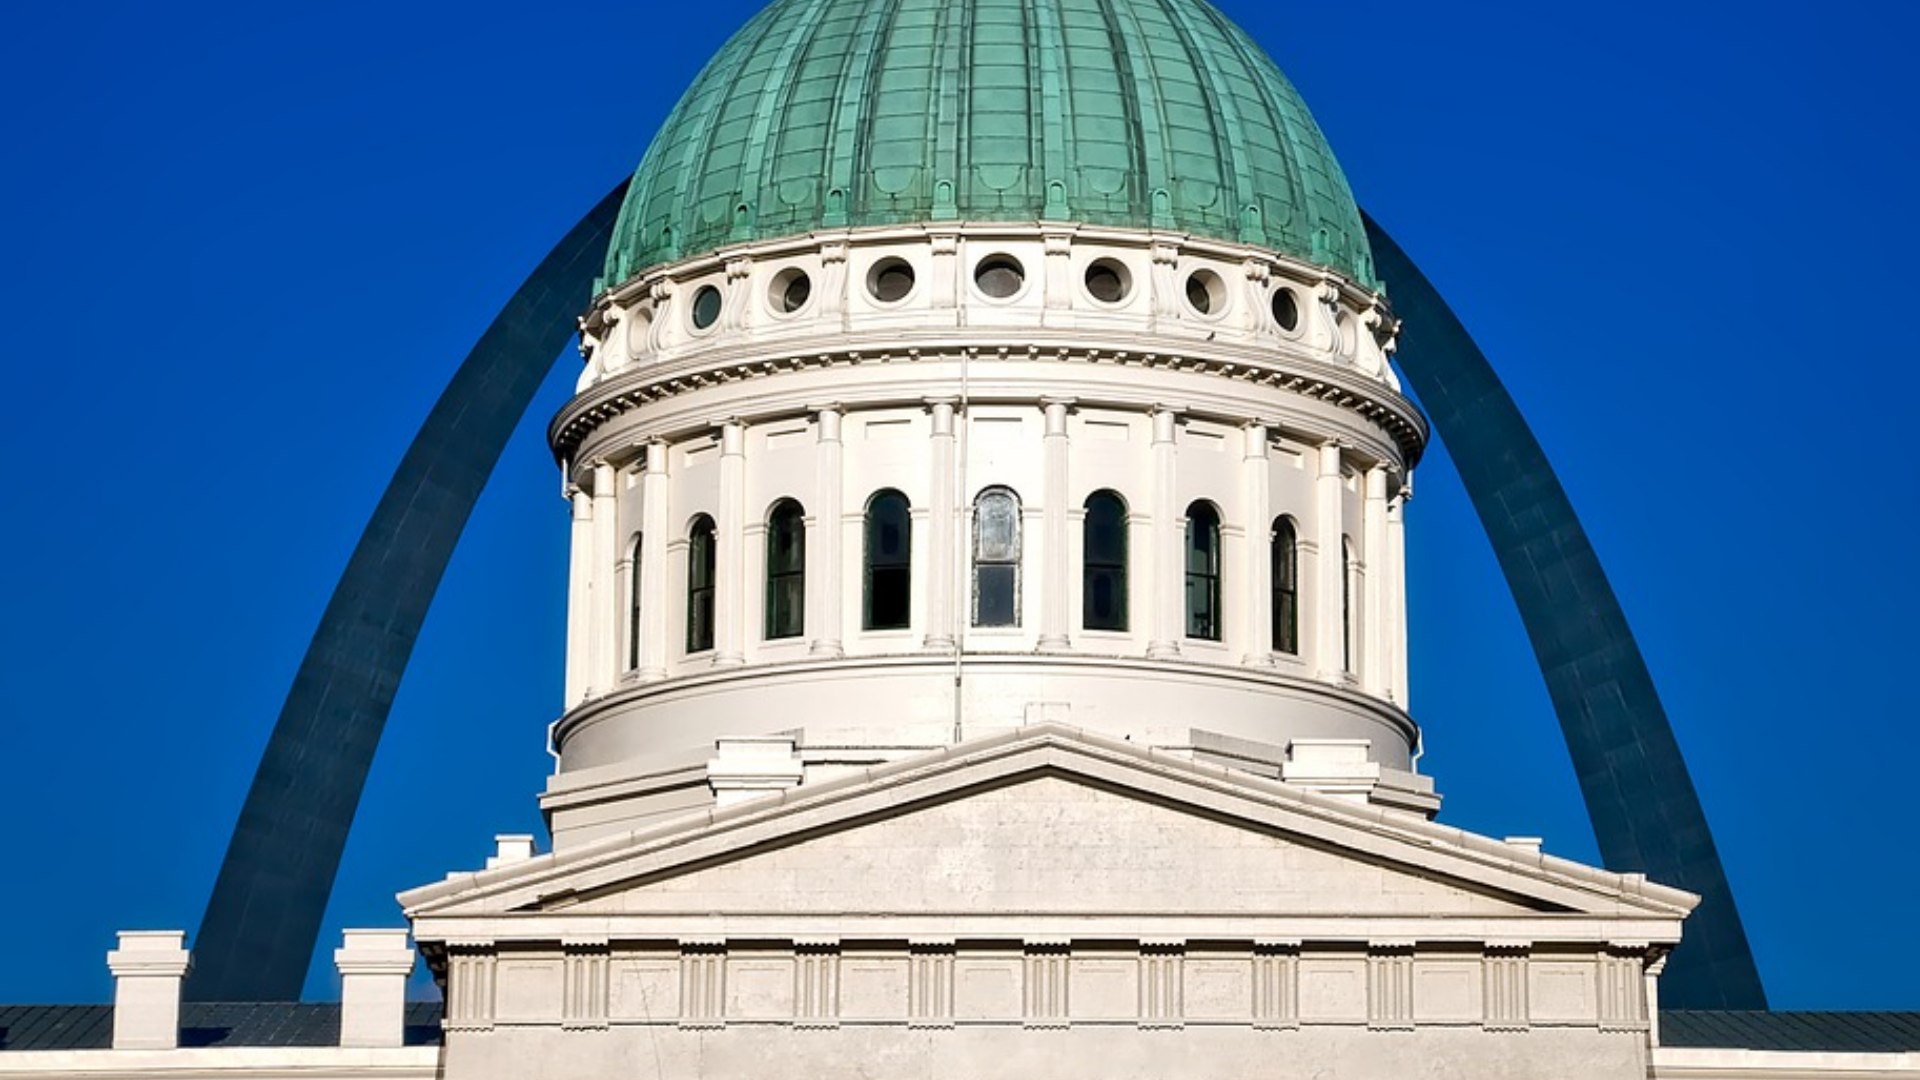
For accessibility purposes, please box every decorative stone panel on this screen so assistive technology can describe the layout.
[1483,946,1530,1032]
[444,948,495,1032]
[561,941,610,1031]
[1252,944,1300,1030]
[1367,946,1415,1031]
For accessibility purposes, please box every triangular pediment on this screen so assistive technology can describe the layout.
[402,726,1694,925]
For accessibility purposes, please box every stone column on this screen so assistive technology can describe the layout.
[564,483,593,706]
[1315,442,1347,680]
[589,461,619,695]
[639,442,670,682]
[108,931,190,1050]
[811,406,845,658]
[1362,464,1390,696]
[925,399,958,651]
[716,421,747,666]
[1038,399,1072,650]
[335,929,415,1049]
[1242,423,1274,666]
[1388,484,1410,706]
[1147,407,1182,659]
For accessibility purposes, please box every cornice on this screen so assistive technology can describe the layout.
[551,335,1427,466]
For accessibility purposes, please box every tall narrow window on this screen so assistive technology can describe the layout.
[686,515,716,653]
[1341,536,1357,673]
[1271,518,1299,655]
[972,487,1022,627]
[765,499,806,640]
[864,490,911,631]
[1083,491,1129,632]
[1185,501,1222,641]
[626,534,643,670]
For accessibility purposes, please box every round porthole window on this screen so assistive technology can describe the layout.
[974,255,1025,300]
[1185,269,1225,316]
[1084,259,1131,304]
[690,285,723,330]
[1270,287,1300,332]
[868,258,916,304]
[770,268,812,314]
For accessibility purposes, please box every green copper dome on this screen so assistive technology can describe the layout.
[603,0,1375,289]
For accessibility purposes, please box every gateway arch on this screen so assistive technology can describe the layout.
[181,184,1767,1012]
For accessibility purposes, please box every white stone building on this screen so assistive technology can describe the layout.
[4,0,1915,1076]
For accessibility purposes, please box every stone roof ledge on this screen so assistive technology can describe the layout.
[400,721,1698,921]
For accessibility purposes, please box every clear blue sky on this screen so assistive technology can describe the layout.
[2,0,1916,1008]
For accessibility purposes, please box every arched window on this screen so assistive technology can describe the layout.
[1341,536,1358,673]
[686,515,716,653]
[1185,501,1222,641]
[1271,518,1299,655]
[972,487,1022,627]
[764,499,806,640]
[626,534,643,670]
[864,490,911,631]
[1083,491,1129,632]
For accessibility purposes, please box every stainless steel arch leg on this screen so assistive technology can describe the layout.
[1364,212,1766,1009]
[185,182,629,1002]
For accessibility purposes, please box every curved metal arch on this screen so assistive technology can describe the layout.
[188,183,1764,1010]
[1364,213,1765,1009]
[184,181,630,1003]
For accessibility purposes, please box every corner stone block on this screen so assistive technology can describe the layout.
[107,931,190,1050]
[335,929,417,1048]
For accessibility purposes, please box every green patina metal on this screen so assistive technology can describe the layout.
[603,0,1375,290]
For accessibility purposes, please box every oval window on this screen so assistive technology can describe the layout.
[1084,259,1130,304]
[974,255,1025,299]
[868,258,916,304]
[1185,270,1224,316]
[690,285,723,330]
[771,268,812,314]
[1271,287,1300,332]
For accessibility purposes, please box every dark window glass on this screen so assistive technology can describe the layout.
[778,272,811,313]
[1271,287,1300,331]
[1083,491,1129,631]
[1185,502,1222,641]
[972,487,1021,627]
[691,285,722,329]
[1271,519,1298,655]
[627,534,643,670]
[975,256,1025,299]
[686,515,716,653]
[869,259,916,303]
[1341,537,1357,672]
[1084,260,1129,304]
[765,500,806,640]
[864,490,912,630]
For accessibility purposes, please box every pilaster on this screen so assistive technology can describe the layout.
[1314,442,1347,680]
[1242,423,1274,665]
[811,406,846,657]
[925,399,958,651]
[588,461,619,694]
[639,442,670,681]
[715,421,747,666]
[1147,407,1182,659]
[1387,486,1409,706]
[1038,398,1073,650]
[564,485,593,705]
[1362,464,1390,696]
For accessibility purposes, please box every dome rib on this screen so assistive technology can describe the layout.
[603,0,1374,289]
